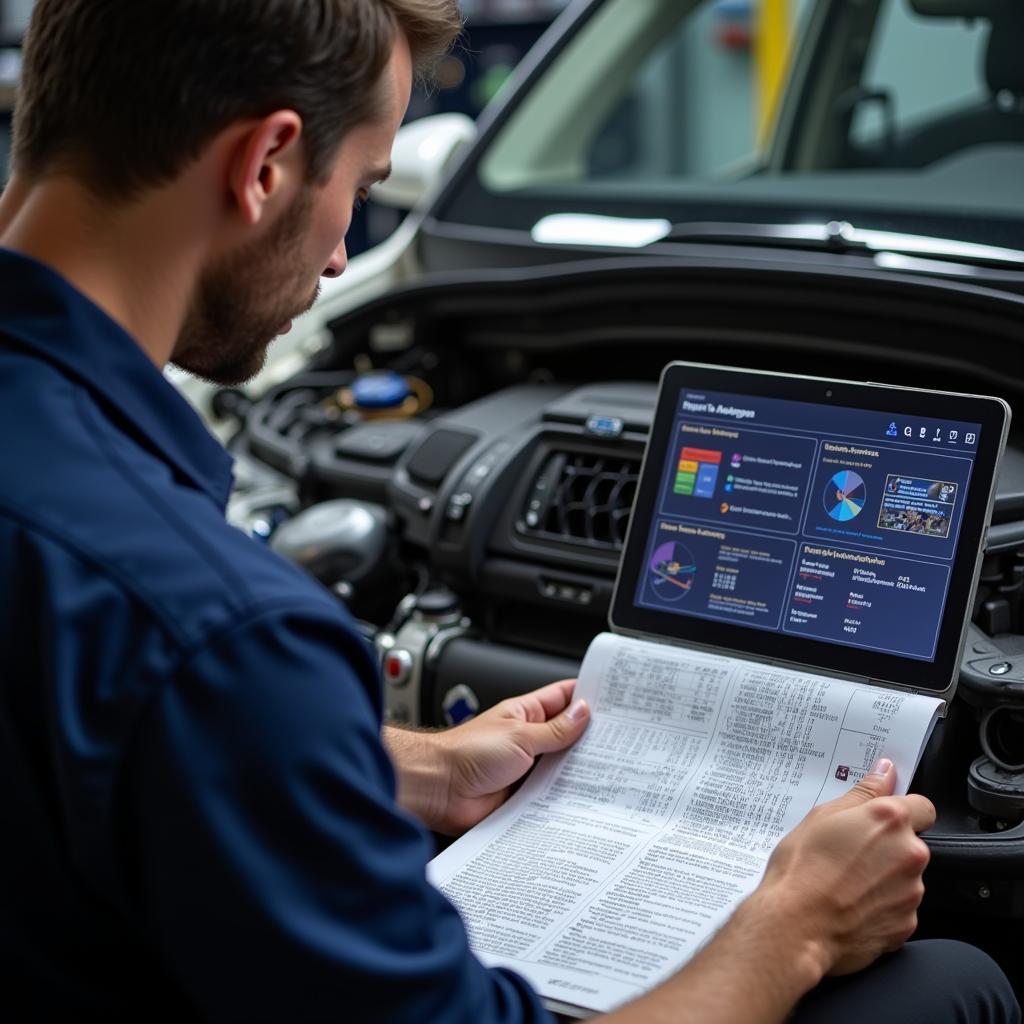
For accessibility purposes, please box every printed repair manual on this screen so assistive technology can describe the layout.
[428,632,941,1016]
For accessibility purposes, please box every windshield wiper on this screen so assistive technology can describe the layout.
[659,220,1024,270]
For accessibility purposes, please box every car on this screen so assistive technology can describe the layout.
[189,0,1024,995]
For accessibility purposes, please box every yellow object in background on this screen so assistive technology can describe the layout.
[755,0,791,144]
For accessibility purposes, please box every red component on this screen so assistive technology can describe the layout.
[716,24,752,50]
[384,649,413,686]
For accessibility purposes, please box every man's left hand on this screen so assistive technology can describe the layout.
[384,679,589,836]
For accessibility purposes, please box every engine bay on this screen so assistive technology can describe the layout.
[220,259,1024,944]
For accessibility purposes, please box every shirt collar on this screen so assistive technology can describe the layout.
[0,248,235,510]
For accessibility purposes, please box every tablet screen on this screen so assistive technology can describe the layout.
[611,363,1009,696]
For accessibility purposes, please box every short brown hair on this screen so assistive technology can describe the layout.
[12,0,463,200]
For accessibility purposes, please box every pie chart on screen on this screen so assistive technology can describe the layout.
[825,470,866,522]
[648,541,697,603]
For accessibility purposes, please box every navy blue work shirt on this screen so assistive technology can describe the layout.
[0,249,551,1023]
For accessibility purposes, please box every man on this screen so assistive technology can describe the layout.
[0,2,1017,1022]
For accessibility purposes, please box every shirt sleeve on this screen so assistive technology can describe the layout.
[122,601,553,1024]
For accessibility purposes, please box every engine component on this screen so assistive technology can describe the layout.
[269,499,404,620]
[328,370,433,420]
[968,755,1024,823]
[380,588,468,726]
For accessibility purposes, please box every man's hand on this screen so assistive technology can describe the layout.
[743,757,935,978]
[604,759,936,1024]
[384,679,589,836]
[434,678,590,835]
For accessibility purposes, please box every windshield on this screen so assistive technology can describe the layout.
[438,0,1024,255]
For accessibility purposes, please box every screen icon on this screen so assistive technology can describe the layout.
[886,422,898,437]
[949,430,959,441]
[966,432,976,445]
[933,427,942,441]
[904,426,913,437]
[919,427,927,438]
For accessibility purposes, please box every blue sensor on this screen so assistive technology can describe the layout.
[352,371,411,409]
[585,415,624,439]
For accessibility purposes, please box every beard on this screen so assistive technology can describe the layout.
[171,187,322,387]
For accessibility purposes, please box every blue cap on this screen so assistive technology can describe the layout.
[351,371,411,409]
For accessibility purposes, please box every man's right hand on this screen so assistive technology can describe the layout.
[604,759,936,1024]
[749,757,936,978]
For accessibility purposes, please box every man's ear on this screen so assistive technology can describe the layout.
[227,110,304,226]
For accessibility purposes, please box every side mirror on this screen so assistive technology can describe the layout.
[373,112,476,210]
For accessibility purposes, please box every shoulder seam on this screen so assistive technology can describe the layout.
[0,503,352,667]
[170,595,374,669]
[0,501,189,646]
[72,387,256,605]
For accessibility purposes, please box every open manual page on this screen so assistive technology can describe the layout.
[428,632,943,1018]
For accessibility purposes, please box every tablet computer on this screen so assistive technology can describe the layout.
[610,362,1010,701]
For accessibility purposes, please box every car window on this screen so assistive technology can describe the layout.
[850,0,988,149]
[586,2,758,183]
[481,0,812,191]
[445,0,1024,254]
[588,0,818,183]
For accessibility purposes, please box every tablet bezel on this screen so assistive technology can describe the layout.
[609,362,1010,698]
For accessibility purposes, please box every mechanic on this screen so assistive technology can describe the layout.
[0,2,1018,1023]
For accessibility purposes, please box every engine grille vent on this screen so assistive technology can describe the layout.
[521,451,640,550]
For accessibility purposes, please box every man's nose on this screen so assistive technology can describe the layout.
[323,240,347,279]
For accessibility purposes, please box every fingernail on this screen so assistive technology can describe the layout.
[566,699,588,722]
[869,758,893,776]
